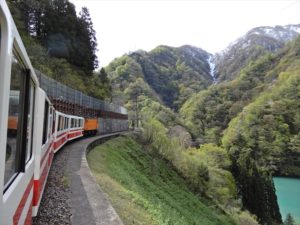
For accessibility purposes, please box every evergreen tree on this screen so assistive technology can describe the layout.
[99,68,109,83]
[284,213,296,225]
[10,0,98,74]
[77,7,98,73]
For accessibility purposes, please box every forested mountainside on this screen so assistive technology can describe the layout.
[214,24,300,82]
[181,35,300,173]
[181,35,300,224]
[106,45,213,110]
[8,0,111,99]
[108,25,300,224]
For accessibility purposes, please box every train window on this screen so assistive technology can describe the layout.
[57,115,61,131]
[48,108,53,139]
[60,116,63,131]
[52,112,56,133]
[64,118,68,129]
[42,101,49,145]
[25,79,35,163]
[4,51,35,191]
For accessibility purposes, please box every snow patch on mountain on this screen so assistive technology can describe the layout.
[220,24,300,56]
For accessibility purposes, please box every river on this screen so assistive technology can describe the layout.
[273,177,300,223]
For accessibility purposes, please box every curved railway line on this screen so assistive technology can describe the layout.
[33,134,124,225]
[0,1,128,224]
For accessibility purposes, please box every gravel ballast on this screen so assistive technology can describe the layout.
[33,143,72,225]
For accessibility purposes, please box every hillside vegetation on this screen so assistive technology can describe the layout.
[179,36,300,224]
[182,36,300,175]
[107,26,299,224]
[107,45,212,110]
[180,40,294,144]
[8,0,111,100]
[88,136,239,225]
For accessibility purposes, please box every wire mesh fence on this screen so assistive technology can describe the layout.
[35,70,127,115]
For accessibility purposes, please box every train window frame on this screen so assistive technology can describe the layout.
[71,118,75,128]
[42,100,49,145]
[64,117,68,130]
[48,107,53,139]
[58,115,62,131]
[4,49,35,192]
[25,78,35,163]
[62,116,65,131]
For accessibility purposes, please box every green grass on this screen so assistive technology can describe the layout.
[87,136,235,225]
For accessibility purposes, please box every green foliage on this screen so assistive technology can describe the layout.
[87,136,235,225]
[8,1,111,99]
[141,119,209,193]
[107,45,212,111]
[221,39,300,224]
[284,213,296,225]
[180,52,278,142]
[9,0,98,74]
[181,36,300,147]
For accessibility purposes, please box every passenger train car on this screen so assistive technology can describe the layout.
[0,1,128,224]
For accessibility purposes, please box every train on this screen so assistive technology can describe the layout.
[0,1,128,225]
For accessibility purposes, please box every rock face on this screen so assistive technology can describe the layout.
[214,24,300,82]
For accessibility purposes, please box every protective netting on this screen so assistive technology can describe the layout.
[35,70,127,115]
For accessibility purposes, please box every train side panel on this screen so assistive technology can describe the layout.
[53,112,69,153]
[68,116,84,140]
[0,1,39,224]
[83,118,98,135]
[32,90,55,216]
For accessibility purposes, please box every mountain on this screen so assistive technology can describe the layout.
[214,24,300,82]
[108,25,300,225]
[181,34,300,224]
[107,45,213,111]
[222,36,300,223]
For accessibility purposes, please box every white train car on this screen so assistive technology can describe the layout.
[0,1,84,224]
[53,111,83,153]
[0,0,39,223]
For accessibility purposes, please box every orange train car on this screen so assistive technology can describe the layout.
[83,118,98,135]
[8,116,18,131]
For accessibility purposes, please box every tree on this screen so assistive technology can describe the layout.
[99,68,109,83]
[284,213,296,225]
[77,7,98,73]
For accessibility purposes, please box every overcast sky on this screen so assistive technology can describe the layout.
[69,0,300,68]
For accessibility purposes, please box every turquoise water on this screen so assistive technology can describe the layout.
[273,177,300,223]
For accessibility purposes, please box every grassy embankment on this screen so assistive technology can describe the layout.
[87,136,235,225]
